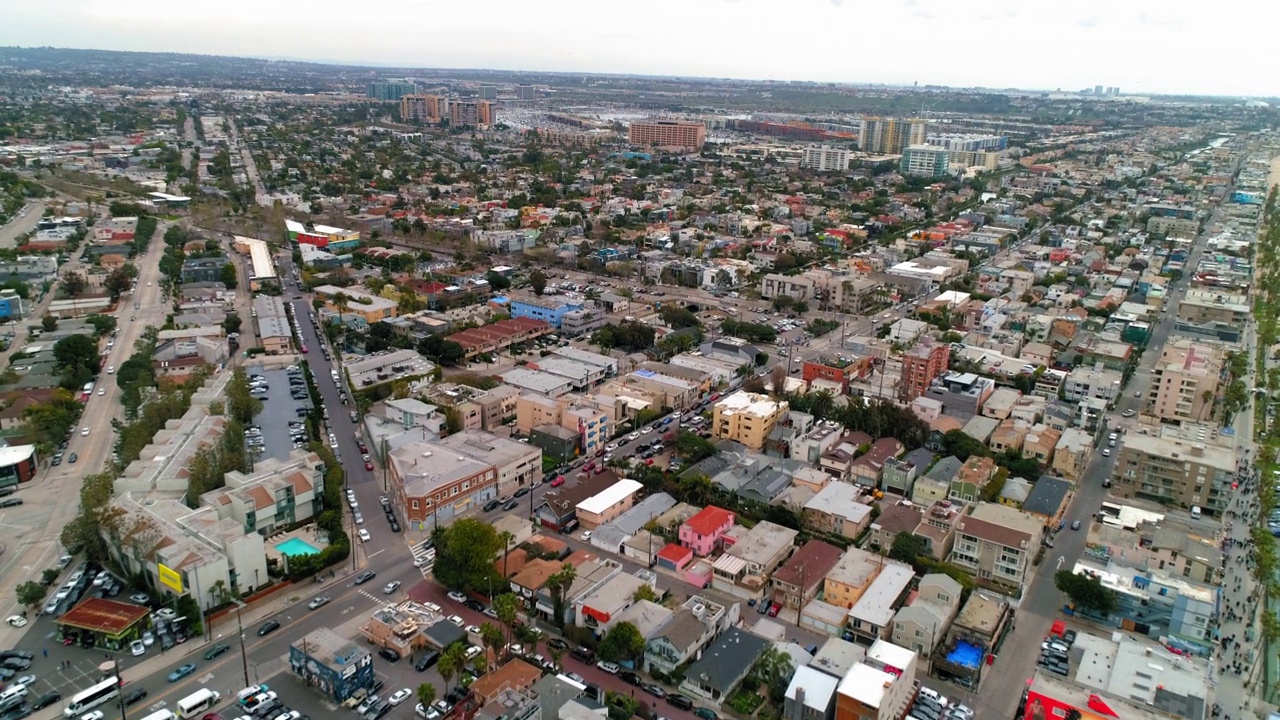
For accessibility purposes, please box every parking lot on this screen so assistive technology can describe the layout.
[246,364,314,464]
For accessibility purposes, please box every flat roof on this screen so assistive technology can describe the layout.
[0,444,35,468]
[56,598,150,637]
[235,236,277,280]
[847,563,913,627]
[836,662,895,709]
[577,479,643,515]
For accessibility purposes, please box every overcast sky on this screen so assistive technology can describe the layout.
[4,0,1277,97]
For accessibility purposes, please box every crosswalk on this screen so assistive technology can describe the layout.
[411,538,435,578]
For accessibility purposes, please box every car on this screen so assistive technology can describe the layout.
[4,617,25,628]
[580,530,592,541]
[1122,408,1136,417]
[564,672,585,684]
[378,648,401,662]
[465,624,482,636]
[130,640,146,656]
[414,651,440,672]
[502,499,519,511]
[67,453,77,464]
[388,689,412,707]
[666,695,694,711]
[142,631,155,646]
[80,711,105,720]
[1062,629,1077,645]
[463,599,486,613]
[606,443,619,451]
[10,676,34,690]
[548,638,569,651]
[168,663,198,682]
[308,596,330,610]
[448,591,468,603]
[356,696,380,715]
[550,476,565,487]
[31,692,61,711]
[619,670,643,686]
[354,571,377,585]
[513,487,529,498]
[693,709,718,720]
[1071,520,1082,530]
[628,432,639,441]
[256,619,281,636]
[96,388,104,396]
[157,608,177,620]
[205,643,231,660]
[643,684,666,699]
[81,427,89,436]
[365,460,374,471]
[358,529,371,542]
[483,499,501,512]
[383,581,401,595]
[1101,448,1111,457]
[1135,390,1142,398]
[446,615,464,627]
[596,661,620,675]
[130,592,150,604]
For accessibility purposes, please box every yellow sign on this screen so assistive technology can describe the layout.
[158,564,184,593]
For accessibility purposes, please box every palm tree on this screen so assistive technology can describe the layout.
[809,389,836,421]
[416,683,436,709]
[332,292,351,319]
[545,563,577,627]
[493,592,519,648]
[437,642,466,689]
[547,646,565,673]
[499,530,515,579]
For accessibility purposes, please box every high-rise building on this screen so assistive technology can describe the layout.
[449,100,493,128]
[628,120,706,151]
[900,145,950,177]
[515,84,536,101]
[1094,84,1105,96]
[399,94,439,123]
[858,116,927,154]
[366,81,417,101]
[1149,339,1223,423]
[1111,425,1237,513]
[478,85,498,100]
[926,134,1008,152]
[801,145,851,172]
[900,339,950,401]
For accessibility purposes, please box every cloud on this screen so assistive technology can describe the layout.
[1075,15,1101,28]
[829,0,844,6]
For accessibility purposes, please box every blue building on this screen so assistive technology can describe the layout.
[509,297,582,329]
[0,292,23,321]
[290,628,374,702]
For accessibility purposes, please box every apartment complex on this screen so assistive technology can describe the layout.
[1110,426,1238,513]
[901,145,951,177]
[367,81,416,100]
[900,340,950,401]
[858,116,926,154]
[802,145,851,172]
[450,100,494,128]
[1150,340,1223,423]
[711,391,788,451]
[400,94,438,123]
[948,503,1043,589]
[628,120,707,151]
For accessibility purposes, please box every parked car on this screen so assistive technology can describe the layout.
[378,648,401,662]
[121,688,148,707]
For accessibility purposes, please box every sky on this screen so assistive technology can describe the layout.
[3,0,1278,97]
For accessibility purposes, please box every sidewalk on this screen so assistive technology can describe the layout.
[1214,468,1271,720]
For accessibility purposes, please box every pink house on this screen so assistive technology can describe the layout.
[679,506,736,556]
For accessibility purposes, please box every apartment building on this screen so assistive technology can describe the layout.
[436,430,541,498]
[759,273,814,301]
[1151,340,1223,423]
[900,145,950,177]
[858,116,926,154]
[712,391,788,451]
[1063,362,1123,404]
[400,94,438,123]
[833,641,917,720]
[890,573,961,662]
[628,120,706,151]
[450,100,493,128]
[367,81,416,100]
[802,145,851,172]
[925,372,996,422]
[900,339,950,402]
[1178,289,1249,327]
[391,440,498,528]
[948,503,1043,590]
[1110,427,1237,513]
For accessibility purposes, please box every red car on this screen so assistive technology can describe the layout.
[364,460,374,471]
[551,476,566,487]
[767,603,781,617]
[356,441,368,454]
[645,458,655,465]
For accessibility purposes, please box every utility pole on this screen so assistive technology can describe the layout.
[234,602,250,687]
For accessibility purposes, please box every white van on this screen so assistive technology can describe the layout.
[1191,506,1202,519]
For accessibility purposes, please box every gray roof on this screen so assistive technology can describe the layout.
[1023,475,1071,517]
[901,447,936,470]
[423,620,466,649]
[594,492,677,551]
[682,627,769,694]
[926,456,963,483]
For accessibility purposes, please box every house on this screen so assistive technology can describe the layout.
[823,547,885,609]
[713,521,798,599]
[1021,476,1071,528]
[849,438,904,486]
[679,506,736,556]
[949,455,998,503]
[881,448,935,497]
[845,562,914,646]
[574,571,652,638]
[803,483,874,540]
[785,665,841,720]
[932,591,1013,689]
[912,455,963,505]
[469,659,543,704]
[949,503,1044,590]
[645,595,736,675]
[771,540,844,610]
[866,504,922,555]
[678,627,770,708]
[890,574,962,665]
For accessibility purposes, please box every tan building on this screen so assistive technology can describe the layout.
[1051,428,1094,480]
[1022,423,1062,466]
[1110,426,1238,514]
[450,100,493,128]
[1177,289,1249,327]
[822,546,884,609]
[628,120,706,151]
[1150,339,1223,423]
[948,503,1043,590]
[400,94,440,123]
[711,391,787,451]
[989,418,1028,454]
[515,393,613,457]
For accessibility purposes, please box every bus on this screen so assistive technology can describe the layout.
[176,689,222,719]
[139,711,178,720]
[63,676,120,717]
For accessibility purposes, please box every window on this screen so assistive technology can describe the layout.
[412,500,419,509]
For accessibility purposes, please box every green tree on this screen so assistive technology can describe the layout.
[53,334,102,387]
[751,646,796,704]
[223,312,242,335]
[85,314,117,337]
[633,584,659,603]
[529,269,547,296]
[545,563,577,627]
[492,592,519,647]
[942,429,994,461]
[433,518,502,594]
[104,267,134,300]
[479,622,505,661]
[888,533,927,563]
[485,271,511,290]
[598,621,645,663]
[416,683,437,709]
[59,270,87,298]
[15,581,45,608]
[40,314,56,331]
[437,642,466,688]
[498,530,515,578]
[220,263,239,289]
[225,368,263,424]
[1054,570,1118,615]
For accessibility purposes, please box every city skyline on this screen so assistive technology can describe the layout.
[3,0,1278,98]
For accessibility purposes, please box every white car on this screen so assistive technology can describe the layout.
[628,432,639,441]
[5,616,26,628]
[80,712,105,720]
[358,529,371,543]
[389,689,413,706]
[384,581,401,595]
[596,660,620,675]
[465,624,482,635]
[423,602,441,614]
[107,366,115,375]
[606,443,619,451]
[156,608,177,620]
[81,426,90,436]
[580,530,592,541]
[447,591,468,603]
[97,388,105,396]
[131,640,146,656]
[142,631,154,646]
[447,615,465,627]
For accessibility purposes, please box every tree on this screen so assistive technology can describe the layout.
[15,581,45,608]
[752,646,796,704]
[224,312,243,335]
[85,314,117,337]
[941,429,994,461]
[1054,570,1118,615]
[485,271,511,290]
[437,642,467,688]
[888,533,927,564]
[104,267,134,300]
[479,622,505,661]
[59,271,87,298]
[416,683,437,709]
[433,518,502,594]
[529,269,547,296]
[633,584,659,603]
[220,263,239,289]
[53,334,101,376]
[598,621,645,663]
[40,314,56,331]
[545,563,577,627]
[498,530,515,578]
[493,592,519,647]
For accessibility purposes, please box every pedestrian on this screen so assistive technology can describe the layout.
[41,648,46,658]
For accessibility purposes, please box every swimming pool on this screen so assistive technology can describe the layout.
[275,538,321,557]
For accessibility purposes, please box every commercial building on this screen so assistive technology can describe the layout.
[1068,559,1216,649]
[0,444,37,489]
[858,116,926,154]
[712,391,788,450]
[200,451,325,536]
[437,430,541,498]
[313,285,398,322]
[232,236,277,290]
[515,84,536,101]
[289,627,374,702]
[55,598,152,651]
[252,295,293,355]
[390,439,498,529]
[181,256,227,284]
[802,145,851,172]
[1178,289,1249,327]
[1110,425,1238,514]
[949,502,1043,589]
[1150,340,1223,423]
[367,81,416,100]
[900,339,950,402]
[900,145,951,177]
[507,296,583,329]
[628,120,707,152]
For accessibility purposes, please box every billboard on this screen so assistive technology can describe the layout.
[158,563,184,593]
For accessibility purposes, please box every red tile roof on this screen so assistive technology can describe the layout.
[657,543,692,563]
[683,506,734,537]
[56,598,150,637]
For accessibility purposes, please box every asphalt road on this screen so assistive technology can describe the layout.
[0,201,47,249]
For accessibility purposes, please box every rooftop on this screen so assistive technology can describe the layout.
[55,598,149,636]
